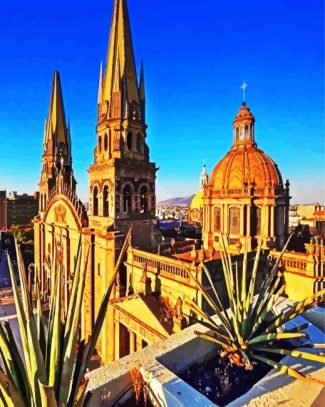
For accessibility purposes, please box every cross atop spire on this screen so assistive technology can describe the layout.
[240,81,248,103]
[100,0,140,120]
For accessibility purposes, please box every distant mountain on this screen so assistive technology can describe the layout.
[158,195,194,206]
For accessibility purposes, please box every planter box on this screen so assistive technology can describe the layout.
[86,299,325,406]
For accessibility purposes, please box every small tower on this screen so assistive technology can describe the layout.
[88,0,160,248]
[233,102,255,146]
[38,71,76,216]
[200,164,209,190]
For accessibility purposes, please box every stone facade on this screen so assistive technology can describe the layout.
[201,103,290,252]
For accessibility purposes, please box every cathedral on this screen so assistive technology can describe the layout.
[34,0,321,366]
[34,0,161,362]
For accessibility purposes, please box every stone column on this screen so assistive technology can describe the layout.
[130,331,136,354]
[114,321,120,360]
[270,205,275,237]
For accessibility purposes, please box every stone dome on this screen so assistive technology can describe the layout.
[208,103,283,194]
[209,145,283,192]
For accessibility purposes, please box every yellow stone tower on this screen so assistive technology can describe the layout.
[88,0,160,249]
[38,71,76,216]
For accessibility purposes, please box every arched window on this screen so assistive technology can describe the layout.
[256,207,262,235]
[245,125,249,139]
[93,186,99,216]
[98,136,102,153]
[235,127,239,140]
[229,207,240,235]
[137,133,143,153]
[140,185,148,213]
[103,185,109,216]
[104,133,108,151]
[127,132,132,150]
[251,206,262,236]
[123,185,132,213]
[214,207,221,232]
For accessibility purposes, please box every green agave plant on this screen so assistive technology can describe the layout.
[0,228,132,407]
[182,234,325,384]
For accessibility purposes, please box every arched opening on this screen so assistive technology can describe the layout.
[104,133,108,151]
[136,133,143,153]
[123,185,132,213]
[140,185,148,213]
[214,207,221,232]
[93,186,99,216]
[245,125,249,139]
[103,185,109,216]
[127,132,132,150]
[229,207,240,235]
[235,127,239,140]
[251,206,262,236]
[98,136,102,153]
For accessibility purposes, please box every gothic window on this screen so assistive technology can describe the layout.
[98,136,102,153]
[104,133,108,151]
[140,185,148,213]
[123,185,132,213]
[214,207,221,232]
[103,185,109,216]
[137,133,143,153]
[93,186,99,216]
[127,132,132,150]
[229,207,240,235]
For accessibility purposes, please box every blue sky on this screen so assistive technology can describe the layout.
[0,0,324,204]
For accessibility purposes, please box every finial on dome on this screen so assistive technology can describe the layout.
[240,81,248,103]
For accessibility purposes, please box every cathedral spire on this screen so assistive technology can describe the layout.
[97,62,103,106]
[102,0,139,119]
[44,71,70,153]
[39,71,76,214]
[139,60,145,120]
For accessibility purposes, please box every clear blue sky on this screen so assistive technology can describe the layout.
[0,0,324,204]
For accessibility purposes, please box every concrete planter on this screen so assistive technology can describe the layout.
[86,301,325,406]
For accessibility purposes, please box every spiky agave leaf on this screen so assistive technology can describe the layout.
[58,246,90,406]
[69,227,133,406]
[250,353,325,385]
[0,322,30,404]
[253,347,325,364]
[182,233,325,383]
[0,370,25,407]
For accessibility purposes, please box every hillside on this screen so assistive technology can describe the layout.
[158,195,194,206]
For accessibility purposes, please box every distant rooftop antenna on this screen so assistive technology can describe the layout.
[240,81,248,103]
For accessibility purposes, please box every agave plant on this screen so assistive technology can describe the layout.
[182,234,325,384]
[0,228,131,406]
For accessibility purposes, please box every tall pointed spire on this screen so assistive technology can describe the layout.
[139,60,145,120]
[102,0,139,120]
[97,61,103,105]
[44,71,69,150]
[39,71,76,214]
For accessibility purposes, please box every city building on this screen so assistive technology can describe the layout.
[0,190,39,229]
[34,0,324,366]
[0,191,7,230]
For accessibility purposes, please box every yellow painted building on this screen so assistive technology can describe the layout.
[34,0,324,367]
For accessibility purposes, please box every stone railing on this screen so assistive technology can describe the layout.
[130,248,193,280]
[270,242,325,278]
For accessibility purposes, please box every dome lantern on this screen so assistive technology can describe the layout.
[233,102,255,146]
